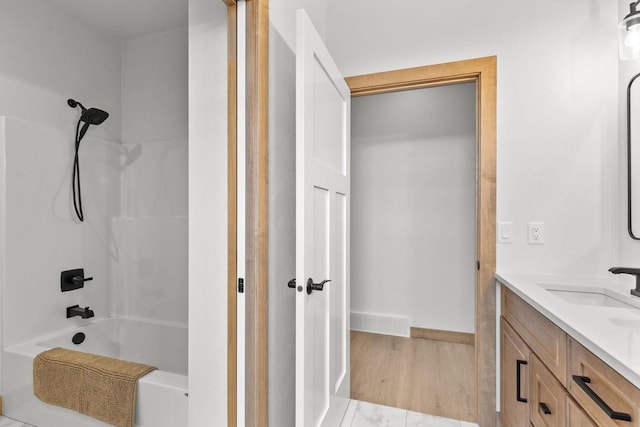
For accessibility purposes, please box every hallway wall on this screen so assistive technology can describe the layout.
[350,84,476,335]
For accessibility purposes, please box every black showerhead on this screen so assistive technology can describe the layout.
[68,98,109,125]
[68,98,109,140]
[67,98,111,222]
[80,108,109,126]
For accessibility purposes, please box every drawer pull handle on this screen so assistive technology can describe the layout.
[539,402,551,415]
[572,375,632,422]
[516,359,528,403]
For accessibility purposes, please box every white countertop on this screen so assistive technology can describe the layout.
[496,272,640,389]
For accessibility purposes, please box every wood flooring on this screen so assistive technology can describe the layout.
[350,330,475,422]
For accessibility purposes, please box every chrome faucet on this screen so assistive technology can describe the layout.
[608,267,640,297]
[66,305,94,319]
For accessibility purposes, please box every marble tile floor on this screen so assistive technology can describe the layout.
[341,400,479,427]
[0,401,476,427]
[0,416,34,427]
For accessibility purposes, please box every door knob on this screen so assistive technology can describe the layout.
[306,278,331,295]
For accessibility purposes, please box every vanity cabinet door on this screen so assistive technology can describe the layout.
[530,355,566,427]
[567,397,597,427]
[501,317,531,427]
[502,287,567,386]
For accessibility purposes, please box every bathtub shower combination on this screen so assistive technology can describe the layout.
[0,1,189,425]
[3,318,187,427]
[0,111,188,425]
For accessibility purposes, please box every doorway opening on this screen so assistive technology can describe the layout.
[345,57,497,426]
[349,81,477,422]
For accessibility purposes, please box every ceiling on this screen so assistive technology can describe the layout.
[50,0,187,41]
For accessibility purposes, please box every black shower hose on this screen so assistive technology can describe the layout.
[72,119,84,222]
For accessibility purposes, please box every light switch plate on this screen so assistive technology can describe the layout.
[497,222,513,243]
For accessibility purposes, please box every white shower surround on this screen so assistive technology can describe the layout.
[0,117,188,425]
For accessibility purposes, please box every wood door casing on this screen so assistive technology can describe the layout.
[244,0,269,426]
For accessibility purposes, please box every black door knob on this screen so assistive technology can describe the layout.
[306,278,331,295]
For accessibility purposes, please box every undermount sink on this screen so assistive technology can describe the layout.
[539,284,640,309]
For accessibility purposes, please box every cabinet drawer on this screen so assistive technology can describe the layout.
[502,287,567,386]
[568,338,640,426]
[531,355,566,427]
[567,397,597,427]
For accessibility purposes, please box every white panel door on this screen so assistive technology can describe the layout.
[295,9,351,427]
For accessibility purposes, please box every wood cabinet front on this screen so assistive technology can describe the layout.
[501,317,530,427]
[502,287,567,386]
[530,355,566,427]
[568,338,639,426]
[567,398,597,427]
[500,283,640,427]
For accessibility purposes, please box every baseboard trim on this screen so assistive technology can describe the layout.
[351,312,410,337]
[410,327,475,345]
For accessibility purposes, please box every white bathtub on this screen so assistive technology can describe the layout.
[2,317,188,427]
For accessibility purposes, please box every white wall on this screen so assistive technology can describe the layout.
[617,0,640,281]
[0,0,122,349]
[350,83,476,335]
[188,0,228,425]
[112,27,188,325]
[326,0,619,277]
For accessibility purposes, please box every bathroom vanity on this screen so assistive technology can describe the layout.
[497,273,640,426]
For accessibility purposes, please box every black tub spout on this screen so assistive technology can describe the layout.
[66,305,95,319]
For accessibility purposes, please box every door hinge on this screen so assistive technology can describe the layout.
[238,278,244,293]
[477,261,480,271]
